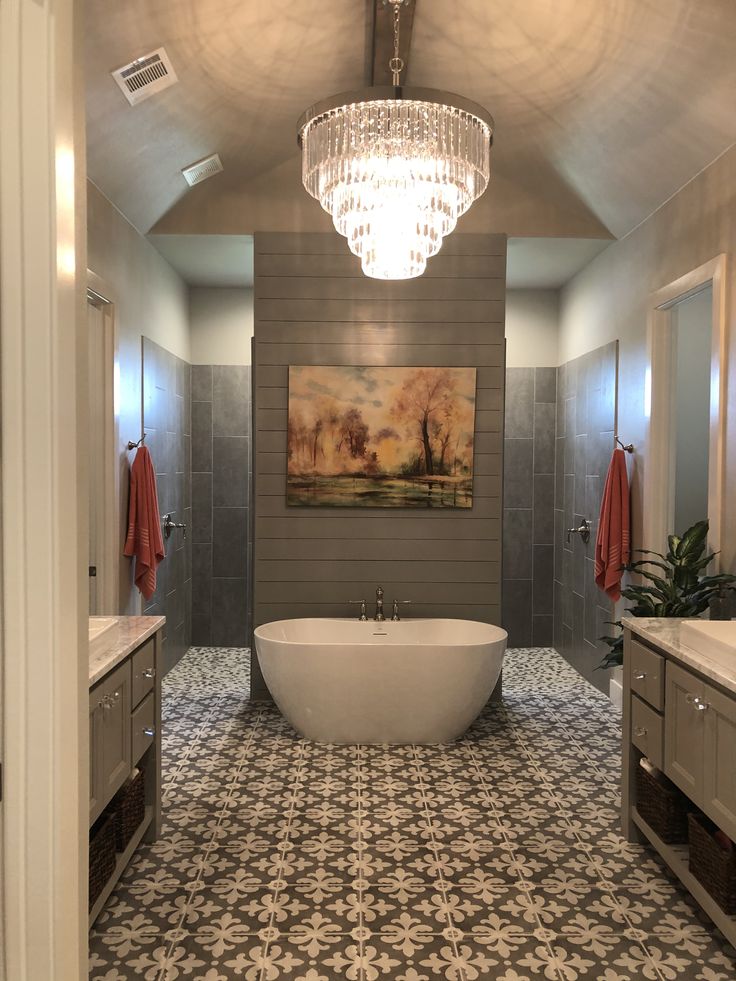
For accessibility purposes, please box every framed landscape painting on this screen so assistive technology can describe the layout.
[287,365,477,508]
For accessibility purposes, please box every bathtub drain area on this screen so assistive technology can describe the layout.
[89,646,735,980]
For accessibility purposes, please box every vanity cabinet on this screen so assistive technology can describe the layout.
[622,620,736,945]
[88,619,163,927]
[89,660,132,824]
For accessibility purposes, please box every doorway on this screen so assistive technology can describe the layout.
[644,256,728,562]
[87,283,118,614]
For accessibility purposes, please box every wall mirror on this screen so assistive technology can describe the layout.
[644,254,728,567]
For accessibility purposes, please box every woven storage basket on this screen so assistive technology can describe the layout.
[688,812,736,914]
[89,815,116,910]
[112,767,146,852]
[635,764,690,843]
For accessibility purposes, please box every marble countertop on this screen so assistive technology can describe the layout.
[623,616,736,696]
[89,615,165,687]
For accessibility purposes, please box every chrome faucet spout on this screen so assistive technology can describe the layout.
[374,585,385,622]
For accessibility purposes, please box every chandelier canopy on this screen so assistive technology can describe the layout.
[297,4,493,280]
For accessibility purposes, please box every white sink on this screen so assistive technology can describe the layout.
[680,620,736,661]
[89,616,120,658]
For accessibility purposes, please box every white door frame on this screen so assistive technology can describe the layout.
[0,0,86,977]
[87,273,120,614]
[643,255,728,564]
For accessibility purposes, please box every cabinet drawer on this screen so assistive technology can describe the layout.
[131,693,155,765]
[630,639,664,711]
[131,639,156,708]
[631,694,664,769]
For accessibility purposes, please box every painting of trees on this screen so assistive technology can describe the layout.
[287,365,476,507]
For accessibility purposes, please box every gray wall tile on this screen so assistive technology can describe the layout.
[212,578,249,646]
[533,545,554,615]
[533,474,555,544]
[213,365,251,437]
[213,437,249,507]
[503,509,533,580]
[192,364,213,402]
[504,438,533,508]
[192,473,213,543]
[503,579,533,647]
[533,403,556,474]
[192,401,213,472]
[504,368,534,438]
[213,507,249,578]
[534,367,556,404]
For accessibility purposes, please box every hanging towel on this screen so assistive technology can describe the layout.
[595,447,631,602]
[123,445,165,601]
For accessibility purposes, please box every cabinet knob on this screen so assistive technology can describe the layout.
[633,671,647,681]
[634,726,648,737]
[685,693,710,712]
[143,726,155,737]
[142,667,156,679]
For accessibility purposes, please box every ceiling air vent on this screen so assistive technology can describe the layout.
[111,47,178,106]
[182,153,224,187]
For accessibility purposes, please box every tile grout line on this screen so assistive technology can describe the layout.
[355,746,367,981]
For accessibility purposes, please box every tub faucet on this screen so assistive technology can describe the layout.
[374,585,385,622]
[349,599,367,621]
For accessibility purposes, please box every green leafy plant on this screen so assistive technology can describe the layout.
[598,519,736,670]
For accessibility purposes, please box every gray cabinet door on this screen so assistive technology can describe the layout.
[703,682,736,841]
[89,693,101,823]
[96,660,132,809]
[665,661,706,804]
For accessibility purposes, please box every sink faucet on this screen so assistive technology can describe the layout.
[374,585,385,622]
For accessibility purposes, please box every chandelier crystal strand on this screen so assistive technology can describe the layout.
[297,5,493,279]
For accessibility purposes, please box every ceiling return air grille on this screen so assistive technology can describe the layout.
[111,48,178,106]
[181,154,224,187]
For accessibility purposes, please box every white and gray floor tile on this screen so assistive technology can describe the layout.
[89,647,736,980]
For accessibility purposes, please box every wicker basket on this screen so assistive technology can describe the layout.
[635,764,690,843]
[89,815,116,910]
[688,812,736,914]
[112,767,146,852]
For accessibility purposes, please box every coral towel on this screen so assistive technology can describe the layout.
[124,446,165,600]
[595,448,631,602]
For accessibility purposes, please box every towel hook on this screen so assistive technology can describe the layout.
[127,434,146,451]
[615,437,634,454]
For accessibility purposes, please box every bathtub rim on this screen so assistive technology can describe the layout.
[254,616,508,648]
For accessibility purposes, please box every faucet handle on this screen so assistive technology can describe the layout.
[349,599,368,621]
[391,599,411,621]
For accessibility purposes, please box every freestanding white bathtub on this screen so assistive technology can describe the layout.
[254,618,506,744]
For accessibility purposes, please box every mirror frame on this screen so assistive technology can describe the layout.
[644,254,728,566]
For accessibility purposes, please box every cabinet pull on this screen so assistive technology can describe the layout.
[634,726,648,737]
[685,693,710,712]
[143,726,155,738]
[142,667,156,680]
[633,671,647,681]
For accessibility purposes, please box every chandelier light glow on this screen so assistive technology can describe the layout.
[297,2,494,280]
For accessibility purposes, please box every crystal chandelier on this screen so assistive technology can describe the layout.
[297,0,494,280]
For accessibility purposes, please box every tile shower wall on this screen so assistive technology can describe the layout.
[191,365,252,647]
[554,340,618,693]
[502,367,557,647]
[142,338,192,674]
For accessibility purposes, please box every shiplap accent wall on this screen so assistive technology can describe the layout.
[252,232,507,698]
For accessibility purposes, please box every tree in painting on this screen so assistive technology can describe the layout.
[287,366,476,508]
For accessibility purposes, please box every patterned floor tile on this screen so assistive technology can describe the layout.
[89,646,736,980]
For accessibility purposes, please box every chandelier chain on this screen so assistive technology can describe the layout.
[389,1,404,85]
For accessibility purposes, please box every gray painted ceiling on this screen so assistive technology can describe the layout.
[506,238,610,289]
[86,0,736,238]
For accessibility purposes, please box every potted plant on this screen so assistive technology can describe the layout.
[599,519,736,670]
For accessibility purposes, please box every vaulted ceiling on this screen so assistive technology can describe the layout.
[85,0,736,241]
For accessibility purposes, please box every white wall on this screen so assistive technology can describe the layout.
[87,181,190,613]
[505,289,559,367]
[189,287,254,365]
[559,144,736,570]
